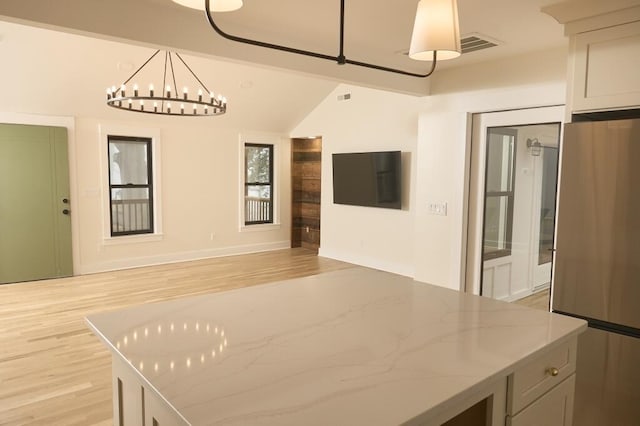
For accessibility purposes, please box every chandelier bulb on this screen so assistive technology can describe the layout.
[121,84,126,97]
[166,85,171,98]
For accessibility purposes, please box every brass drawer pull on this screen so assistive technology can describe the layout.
[547,367,559,377]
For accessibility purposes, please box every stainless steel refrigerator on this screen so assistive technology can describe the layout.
[553,118,640,426]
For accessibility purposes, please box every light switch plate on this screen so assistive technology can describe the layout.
[428,201,448,216]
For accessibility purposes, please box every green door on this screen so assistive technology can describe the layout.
[0,124,73,284]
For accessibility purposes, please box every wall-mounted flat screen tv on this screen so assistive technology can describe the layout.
[332,150,401,209]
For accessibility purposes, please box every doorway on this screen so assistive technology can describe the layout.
[466,106,563,306]
[0,123,73,284]
[291,137,321,251]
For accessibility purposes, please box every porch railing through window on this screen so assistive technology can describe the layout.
[111,199,152,234]
[245,196,271,224]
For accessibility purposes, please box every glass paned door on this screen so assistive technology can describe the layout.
[466,106,563,306]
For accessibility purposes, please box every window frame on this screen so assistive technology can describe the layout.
[482,128,517,261]
[99,124,162,244]
[238,134,280,232]
[107,135,155,237]
[243,142,274,226]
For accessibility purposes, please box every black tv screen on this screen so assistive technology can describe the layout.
[332,151,401,209]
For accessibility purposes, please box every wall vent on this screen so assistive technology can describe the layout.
[337,93,351,101]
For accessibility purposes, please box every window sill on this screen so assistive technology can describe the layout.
[102,233,164,245]
[240,223,281,233]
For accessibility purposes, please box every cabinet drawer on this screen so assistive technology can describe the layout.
[507,374,575,426]
[508,338,577,414]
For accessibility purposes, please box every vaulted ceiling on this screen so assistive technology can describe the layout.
[0,0,569,96]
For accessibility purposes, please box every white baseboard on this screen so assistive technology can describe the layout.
[77,240,290,275]
[500,288,535,303]
[318,247,414,278]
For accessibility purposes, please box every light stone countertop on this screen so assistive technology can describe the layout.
[86,267,586,425]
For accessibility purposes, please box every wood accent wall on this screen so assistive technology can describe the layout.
[291,138,321,251]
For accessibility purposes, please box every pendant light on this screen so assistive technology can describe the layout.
[172,0,242,12]
[409,0,461,61]
[174,0,462,78]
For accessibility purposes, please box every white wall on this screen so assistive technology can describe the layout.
[414,82,567,290]
[290,50,568,286]
[1,113,291,275]
[291,85,422,277]
[0,20,339,275]
[1,20,572,282]
[73,118,291,274]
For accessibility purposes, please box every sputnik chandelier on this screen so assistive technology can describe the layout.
[173,0,461,78]
[106,50,226,117]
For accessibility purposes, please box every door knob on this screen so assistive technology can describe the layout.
[62,209,70,215]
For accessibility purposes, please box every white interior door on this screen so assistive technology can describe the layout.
[466,106,563,300]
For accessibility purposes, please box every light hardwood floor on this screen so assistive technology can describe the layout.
[0,249,352,425]
[513,288,551,311]
[0,249,552,425]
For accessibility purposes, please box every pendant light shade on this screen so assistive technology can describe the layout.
[172,0,243,12]
[409,0,461,61]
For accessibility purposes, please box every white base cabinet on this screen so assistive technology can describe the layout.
[508,375,575,426]
[112,357,188,426]
[506,338,577,426]
[108,338,579,426]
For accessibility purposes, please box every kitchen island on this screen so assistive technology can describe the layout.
[86,267,586,425]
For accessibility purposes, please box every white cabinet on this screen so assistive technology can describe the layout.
[508,375,575,426]
[506,338,577,426]
[442,338,579,426]
[569,20,640,112]
[112,357,188,426]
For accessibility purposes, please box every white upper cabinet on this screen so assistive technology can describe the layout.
[569,20,640,113]
[542,1,640,114]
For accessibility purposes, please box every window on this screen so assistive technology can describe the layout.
[482,128,516,260]
[244,143,273,225]
[108,136,154,236]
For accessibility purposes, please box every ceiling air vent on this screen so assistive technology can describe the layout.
[396,33,499,58]
[460,34,499,54]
